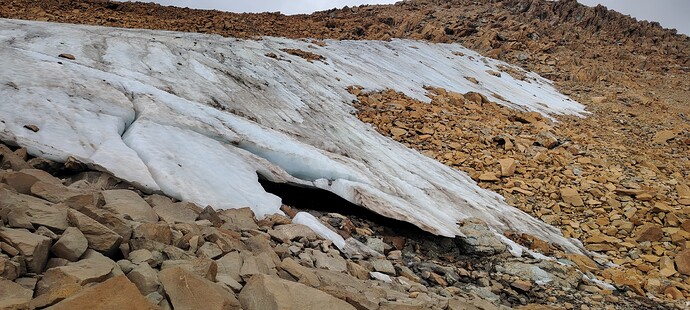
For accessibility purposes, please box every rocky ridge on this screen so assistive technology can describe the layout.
[0,141,678,310]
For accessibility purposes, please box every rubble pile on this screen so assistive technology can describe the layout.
[352,85,689,302]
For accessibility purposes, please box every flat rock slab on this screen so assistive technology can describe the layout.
[159,267,240,310]
[101,189,158,223]
[47,275,158,310]
[239,274,356,310]
[0,278,33,309]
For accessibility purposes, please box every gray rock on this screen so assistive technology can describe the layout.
[216,273,243,292]
[51,227,88,262]
[216,251,242,282]
[366,238,386,254]
[313,250,347,272]
[456,218,506,255]
[117,259,135,274]
[128,249,155,266]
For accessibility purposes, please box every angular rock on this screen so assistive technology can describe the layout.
[132,223,173,245]
[219,207,258,231]
[456,218,506,255]
[0,278,33,309]
[268,224,318,243]
[635,224,664,242]
[101,190,158,223]
[51,227,88,262]
[159,267,240,310]
[675,249,690,276]
[147,195,200,224]
[216,251,242,282]
[36,257,115,296]
[67,209,122,254]
[239,274,356,310]
[3,169,62,194]
[48,275,157,310]
[160,257,217,281]
[127,263,160,295]
[560,187,584,207]
[313,250,347,272]
[370,258,396,275]
[0,188,69,231]
[280,257,320,287]
[0,227,51,273]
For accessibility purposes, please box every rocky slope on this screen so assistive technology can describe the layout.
[0,0,689,308]
[0,141,675,310]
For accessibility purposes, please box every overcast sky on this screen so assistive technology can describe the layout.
[123,0,689,35]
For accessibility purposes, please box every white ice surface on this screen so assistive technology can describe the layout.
[0,19,586,253]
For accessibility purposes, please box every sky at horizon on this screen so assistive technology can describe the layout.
[120,0,690,35]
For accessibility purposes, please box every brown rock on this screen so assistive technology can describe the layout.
[674,249,690,276]
[159,267,240,310]
[67,209,122,254]
[511,279,532,291]
[280,257,320,287]
[499,158,517,177]
[270,224,318,243]
[101,189,157,223]
[48,275,158,310]
[51,227,88,262]
[0,227,51,273]
[160,257,217,281]
[560,187,584,207]
[0,278,33,309]
[147,195,200,224]
[3,169,62,194]
[239,274,356,310]
[635,224,664,242]
[652,130,676,144]
[132,222,173,244]
[58,53,76,60]
[478,172,499,182]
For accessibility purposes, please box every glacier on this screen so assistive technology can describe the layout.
[0,19,587,253]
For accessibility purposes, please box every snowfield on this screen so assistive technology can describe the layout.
[0,19,587,254]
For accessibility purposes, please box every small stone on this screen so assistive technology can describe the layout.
[58,53,76,60]
[51,227,88,262]
[268,224,318,243]
[560,187,584,207]
[653,130,676,144]
[499,158,517,177]
[478,172,499,182]
[511,279,532,291]
[635,224,663,242]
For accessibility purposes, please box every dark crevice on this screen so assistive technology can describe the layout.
[257,176,466,260]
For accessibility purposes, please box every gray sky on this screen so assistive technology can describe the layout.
[123,0,689,35]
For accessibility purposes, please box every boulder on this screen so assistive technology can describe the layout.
[0,227,51,273]
[127,263,160,295]
[101,190,158,223]
[159,267,240,310]
[132,223,173,245]
[48,275,158,310]
[36,257,115,296]
[280,257,320,287]
[455,218,506,255]
[51,227,88,262]
[3,169,62,194]
[67,209,122,254]
[0,278,33,309]
[239,274,356,310]
[146,195,200,224]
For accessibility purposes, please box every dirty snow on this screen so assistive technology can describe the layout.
[0,19,586,253]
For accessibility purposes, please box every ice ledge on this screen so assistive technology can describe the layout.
[0,19,586,254]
